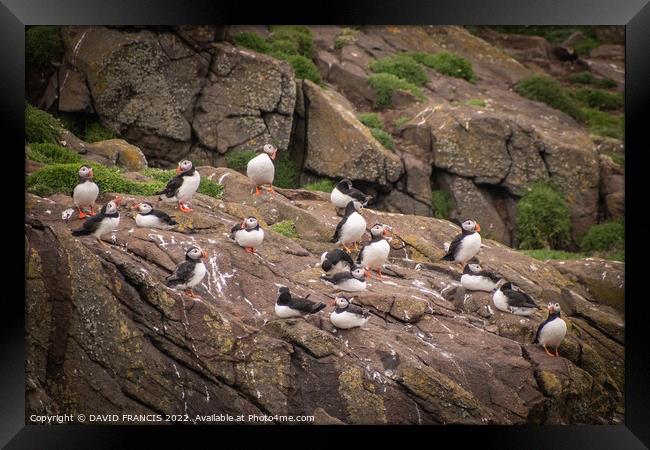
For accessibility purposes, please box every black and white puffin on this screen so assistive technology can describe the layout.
[321,265,367,292]
[331,201,367,252]
[72,165,99,218]
[247,144,277,195]
[275,287,326,318]
[533,302,568,357]
[330,179,372,210]
[320,248,354,274]
[71,197,122,245]
[460,261,500,292]
[329,296,370,329]
[230,216,264,253]
[493,281,539,316]
[132,202,178,230]
[165,246,208,298]
[156,160,201,212]
[442,219,482,269]
[357,223,391,278]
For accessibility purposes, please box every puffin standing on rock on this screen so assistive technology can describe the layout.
[321,265,367,292]
[72,165,99,218]
[247,144,277,195]
[330,179,372,212]
[460,261,500,292]
[533,302,568,357]
[442,219,482,270]
[320,249,355,274]
[132,202,178,230]
[330,296,370,329]
[230,216,265,253]
[165,246,208,298]
[156,160,201,212]
[357,223,391,278]
[71,197,122,245]
[275,287,326,318]
[493,281,539,316]
[331,201,367,252]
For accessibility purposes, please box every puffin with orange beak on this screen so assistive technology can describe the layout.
[165,246,208,298]
[132,202,178,230]
[357,223,392,279]
[533,302,568,357]
[72,165,99,218]
[230,216,265,253]
[155,160,201,212]
[71,196,122,247]
[246,144,277,195]
[442,219,482,270]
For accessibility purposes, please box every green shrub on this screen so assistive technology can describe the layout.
[268,39,299,56]
[580,220,624,260]
[27,143,81,164]
[270,220,299,239]
[406,51,476,83]
[358,112,383,129]
[25,103,63,144]
[369,54,429,86]
[572,36,599,56]
[367,73,424,109]
[226,150,257,172]
[515,181,572,250]
[232,32,271,53]
[274,152,300,188]
[84,121,119,142]
[334,28,358,49]
[485,26,597,44]
[515,76,585,121]
[603,151,624,167]
[465,98,486,107]
[369,128,394,150]
[581,107,624,140]
[567,72,617,89]
[523,249,585,260]
[269,25,314,58]
[26,26,63,70]
[393,116,411,128]
[574,88,623,111]
[302,179,336,192]
[283,54,321,84]
[431,190,453,219]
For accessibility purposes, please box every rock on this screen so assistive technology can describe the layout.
[598,154,624,220]
[57,66,94,113]
[90,139,148,171]
[301,80,404,186]
[312,407,346,425]
[377,190,431,217]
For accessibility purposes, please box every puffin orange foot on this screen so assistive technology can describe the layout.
[365,270,373,279]
[78,211,87,219]
[179,202,193,213]
[254,187,262,196]
[266,186,275,194]
[544,345,555,357]
[376,269,383,279]
[555,348,560,357]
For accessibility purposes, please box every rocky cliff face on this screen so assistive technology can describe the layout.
[26,167,624,424]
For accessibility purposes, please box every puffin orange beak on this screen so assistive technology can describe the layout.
[271,150,277,160]
[176,166,182,174]
[201,250,208,259]
[131,203,140,210]
[114,196,123,205]
[331,299,336,306]
[241,220,246,228]
[475,223,481,232]
[88,169,94,178]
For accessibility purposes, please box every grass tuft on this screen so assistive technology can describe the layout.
[25,103,63,144]
[367,73,424,109]
[405,51,476,83]
[515,76,585,121]
[27,143,81,164]
[369,54,428,86]
[431,190,453,219]
[302,179,336,192]
[270,220,299,239]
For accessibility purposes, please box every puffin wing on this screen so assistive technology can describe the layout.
[356,243,367,264]
[152,209,177,225]
[533,318,550,344]
[290,297,326,314]
[166,261,194,286]
[71,213,104,236]
[503,288,538,308]
[230,223,243,240]
[331,215,349,243]
[442,233,464,261]
[321,271,353,283]
[476,270,501,283]
[347,303,370,317]
[347,187,370,204]
[157,174,184,198]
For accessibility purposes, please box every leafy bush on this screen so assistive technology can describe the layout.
[142,168,224,199]
[232,32,270,53]
[574,88,623,111]
[465,98,486,107]
[580,220,624,260]
[25,103,63,144]
[358,112,383,129]
[270,220,299,239]
[334,28,358,49]
[283,54,321,84]
[603,151,624,167]
[268,39,299,56]
[369,54,429,86]
[84,121,119,142]
[515,181,572,250]
[515,76,585,121]
[567,72,617,89]
[393,116,411,128]
[431,190,453,219]
[367,73,424,109]
[274,152,300,188]
[581,108,624,140]
[302,179,336,192]
[572,36,599,56]
[483,26,597,44]
[26,26,63,70]
[406,51,476,83]
[27,143,81,164]
[226,150,257,172]
[269,25,314,58]
[369,128,394,150]
[523,249,585,260]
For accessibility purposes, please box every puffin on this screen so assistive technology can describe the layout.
[321,248,355,274]
[72,165,99,218]
[165,246,208,298]
[247,144,277,195]
[321,265,367,292]
[460,261,500,292]
[533,302,568,357]
[230,216,264,253]
[330,179,372,211]
[357,223,391,278]
[156,160,201,212]
[275,287,326,318]
[442,219,482,269]
[329,296,370,329]
[331,201,367,252]
[493,281,539,316]
[132,202,178,230]
[71,197,122,245]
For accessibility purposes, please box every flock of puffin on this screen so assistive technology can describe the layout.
[66,143,567,357]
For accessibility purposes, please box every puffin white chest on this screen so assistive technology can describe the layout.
[235,228,265,248]
[275,304,302,318]
[538,318,567,347]
[247,154,275,185]
[455,232,482,263]
[461,274,497,292]
[360,239,391,269]
[176,171,201,202]
[94,216,120,238]
[136,214,167,229]
[330,310,369,329]
[331,188,353,209]
[339,212,366,244]
[186,262,207,288]
[493,289,536,316]
[335,277,366,292]
[73,181,99,207]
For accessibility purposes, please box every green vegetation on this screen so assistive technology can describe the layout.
[334,28,359,49]
[581,108,624,140]
[480,26,597,45]
[523,249,585,260]
[369,54,428,86]
[26,26,63,70]
[232,32,270,53]
[357,112,394,150]
[580,220,624,261]
[269,25,314,58]
[25,103,63,144]
[393,116,411,128]
[465,98,486,107]
[567,72,617,89]
[573,88,623,111]
[270,220,299,239]
[83,121,119,142]
[515,181,572,250]
[405,51,476,83]
[572,36,599,56]
[226,150,257,172]
[302,179,336,192]
[358,112,383,129]
[27,143,81,164]
[367,73,424,109]
[604,151,624,167]
[274,152,301,188]
[282,54,321,84]
[515,76,585,121]
[431,190,453,219]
